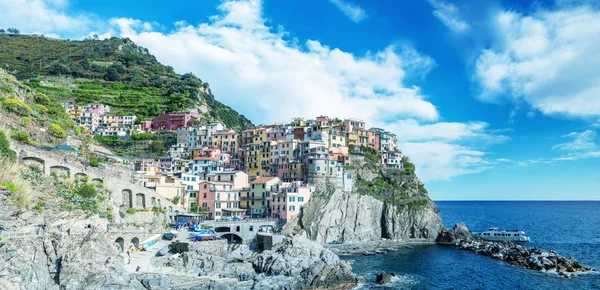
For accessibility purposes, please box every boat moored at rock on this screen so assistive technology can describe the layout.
[474,227,530,242]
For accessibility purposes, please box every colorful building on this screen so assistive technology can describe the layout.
[247,177,281,217]
[151,112,200,131]
[272,181,314,221]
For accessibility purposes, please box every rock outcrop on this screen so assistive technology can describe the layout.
[300,183,443,244]
[0,229,145,290]
[456,239,596,277]
[375,272,396,285]
[297,154,444,244]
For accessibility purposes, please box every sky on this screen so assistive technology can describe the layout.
[1,0,599,200]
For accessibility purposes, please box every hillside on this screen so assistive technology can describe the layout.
[0,33,253,131]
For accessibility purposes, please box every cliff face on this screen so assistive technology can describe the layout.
[298,154,444,244]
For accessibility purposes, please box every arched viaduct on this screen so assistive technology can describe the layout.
[16,145,180,213]
[203,220,278,244]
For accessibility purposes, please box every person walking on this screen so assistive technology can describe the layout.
[42,223,47,235]
[106,223,111,232]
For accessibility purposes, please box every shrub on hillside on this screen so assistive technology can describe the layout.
[89,157,100,167]
[131,132,153,140]
[33,93,50,105]
[34,104,48,112]
[2,98,32,115]
[77,183,98,198]
[22,116,31,126]
[10,129,34,145]
[48,123,66,138]
[0,131,17,162]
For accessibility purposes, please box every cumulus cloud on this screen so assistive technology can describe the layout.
[106,0,506,182]
[426,0,469,32]
[0,0,94,38]
[328,0,368,23]
[473,6,600,119]
[552,130,600,160]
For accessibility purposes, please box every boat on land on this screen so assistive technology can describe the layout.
[474,227,531,242]
[363,251,376,256]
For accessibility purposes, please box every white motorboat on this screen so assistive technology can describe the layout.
[474,227,531,242]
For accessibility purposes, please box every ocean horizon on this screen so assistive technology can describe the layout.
[345,200,600,289]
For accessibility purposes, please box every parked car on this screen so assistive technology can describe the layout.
[232,216,242,221]
[328,240,341,245]
[217,216,232,221]
[163,233,176,240]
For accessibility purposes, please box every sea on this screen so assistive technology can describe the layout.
[344,201,600,289]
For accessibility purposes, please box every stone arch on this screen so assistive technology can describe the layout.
[151,197,156,207]
[236,226,240,232]
[21,156,45,172]
[74,172,88,182]
[50,165,70,177]
[249,225,254,232]
[131,237,140,249]
[115,237,125,252]
[91,178,104,186]
[215,226,231,233]
[168,206,173,212]
[135,193,146,209]
[122,189,133,208]
[220,233,243,244]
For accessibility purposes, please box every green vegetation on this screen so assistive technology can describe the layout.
[94,131,175,158]
[126,208,137,214]
[152,207,166,214]
[76,183,98,198]
[170,242,189,254]
[0,34,253,131]
[89,157,101,167]
[172,196,180,205]
[131,132,152,140]
[402,156,415,175]
[22,116,31,126]
[2,98,32,115]
[0,131,17,162]
[10,129,34,145]
[32,203,44,214]
[48,123,66,138]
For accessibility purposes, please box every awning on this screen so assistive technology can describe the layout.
[221,208,246,212]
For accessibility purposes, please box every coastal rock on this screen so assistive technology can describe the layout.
[451,223,472,241]
[252,236,358,289]
[299,181,443,244]
[375,272,396,285]
[435,227,454,244]
[454,239,596,277]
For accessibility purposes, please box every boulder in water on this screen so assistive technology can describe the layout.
[376,272,396,285]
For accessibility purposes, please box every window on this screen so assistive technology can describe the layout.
[203,184,207,189]
[317,166,320,171]
[187,185,194,190]
[217,193,220,200]
[298,197,304,202]
[289,206,295,211]
[289,197,295,202]
[216,203,221,208]
[190,192,197,198]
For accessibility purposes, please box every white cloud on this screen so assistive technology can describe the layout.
[0,0,93,38]
[108,0,504,182]
[426,0,469,32]
[474,6,600,119]
[328,0,368,23]
[552,130,600,160]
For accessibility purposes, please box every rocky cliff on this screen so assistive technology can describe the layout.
[297,153,444,244]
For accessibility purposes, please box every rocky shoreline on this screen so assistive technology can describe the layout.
[436,223,597,278]
[326,238,434,255]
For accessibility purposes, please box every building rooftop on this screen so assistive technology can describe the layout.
[251,177,278,184]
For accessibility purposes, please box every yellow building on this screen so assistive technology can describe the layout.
[328,129,346,148]
[346,132,358,147]
[213,130,239,154]
[291,118,305,127]
[248,177,281,216]
[245,128,271,178]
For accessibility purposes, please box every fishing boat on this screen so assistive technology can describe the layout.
[405,245,414,249]
[362,251,376,256]
[474,227,531,242]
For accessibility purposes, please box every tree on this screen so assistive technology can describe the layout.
[0,29,5,34]
[7,28,20,35]
[77,183,98,199]
[148,141,164,153]
[0,131,17,162]
[48,123,66,138]
[104,67,120,81]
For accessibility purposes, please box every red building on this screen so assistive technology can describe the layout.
[151,112,200,131]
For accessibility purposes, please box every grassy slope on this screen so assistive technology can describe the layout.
[0,34,253,131]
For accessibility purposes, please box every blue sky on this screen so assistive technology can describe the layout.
[1,0,599,200]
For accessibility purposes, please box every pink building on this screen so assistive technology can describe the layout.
[272,181,314,221]
[87,104,109,115]
[368,130,380,151]
[342,118,365,133]
[151,112,200,131]
[266,130,286,141]
[140,121,152,131]
[197,181,215,219]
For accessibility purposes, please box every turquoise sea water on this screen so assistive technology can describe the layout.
[344,201,600,289]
